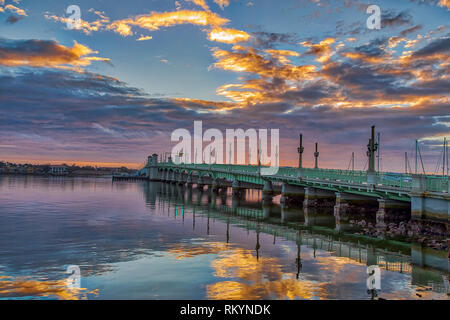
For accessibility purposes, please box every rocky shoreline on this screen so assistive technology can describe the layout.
[349,219,449,252]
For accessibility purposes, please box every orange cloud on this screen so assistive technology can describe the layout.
[212,47,316,80]
[0,276,97,300]
[45,14,110,35]
[185,0,210,11]
[208,27,250,43]
[341,51,386,64]
[301,37,336,63]
[4,4,26,16]
[214,0,230,10]
[438,0,450,9]
[0,39,110,68]
[265,49,300,64]
[108,10,229,36]
[137,35,153,41]
[172,97,236,111]
[388,36,406,48]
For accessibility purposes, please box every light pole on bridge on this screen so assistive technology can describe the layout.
[297,134,304,169]
[367,125,378,173]
[314,143,319,169]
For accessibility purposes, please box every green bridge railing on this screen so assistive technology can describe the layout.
[157,162,449,194]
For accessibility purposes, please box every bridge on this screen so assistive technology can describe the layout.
[142,126,449,226]
[144,158,449,225]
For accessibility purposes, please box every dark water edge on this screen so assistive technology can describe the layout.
[0,176,448,300]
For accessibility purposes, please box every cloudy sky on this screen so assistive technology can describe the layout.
[0,0,448,171]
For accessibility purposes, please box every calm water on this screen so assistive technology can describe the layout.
[0,176,448,300]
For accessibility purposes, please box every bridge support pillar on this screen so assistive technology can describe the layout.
[209,192,217,209]
[211,179,221,193]
[281,205,303,223]
[177,172,187,185]
[304,207,335,227]
[376,199,410,228]
[147,154,160,181]
[166,171,172,183]
[197,176,205,190]
[173,171,180,184]
[232,180,244,197]
[186,174,194,186]
[303,187,335,208]
[262,197,273,219]
[334,192,378,215]
[263,180,274,200]
[202,176,213,186]
[168,171,175,183]
[410,175,449,224]
[281,183,305,206]
[334,193,379,231]
[232,194,241,212]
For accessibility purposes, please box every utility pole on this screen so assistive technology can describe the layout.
[298,134,304,169]
[405,152,408,174]
[377,132,381,172]
[314,143,319,169]
[443,137,447,177]
[415,140,418,174]
[352,152,355,172]
[367,126,378,173]
[445,140,448,176]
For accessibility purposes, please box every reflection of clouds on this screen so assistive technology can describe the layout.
[0,276,98,300]
[167,242,231,259]
[211,248,280,281]
[206,247,328,300]
[313,255,363,275]
[207,279,327,300]
[165,241,329,300]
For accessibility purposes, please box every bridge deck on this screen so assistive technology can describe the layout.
[154,163,449,201]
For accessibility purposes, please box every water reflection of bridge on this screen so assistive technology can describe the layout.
[142,182,450,285]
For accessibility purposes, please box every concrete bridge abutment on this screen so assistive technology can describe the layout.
[232,180,245,197]
[197,176,206,190]
[281,205,304,223]
[262,197,273,219]
[304,207,335,227]
[186,174,194,186]
[211,179,230,193]
[410,175,449,224]
[177,172,187,185]
[263,180,274,200]
[280,183,305,206]
[168,171,176,184]
[211,179,220,193]
[303,187,335,209]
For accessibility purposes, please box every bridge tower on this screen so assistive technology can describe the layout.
[147,154,160,181]
[314,143,319,169]
[297,134,304,169]
[367,125,378,173]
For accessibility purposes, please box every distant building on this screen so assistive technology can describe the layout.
[49,165,68,175]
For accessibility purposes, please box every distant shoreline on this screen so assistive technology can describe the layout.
[0,173,114,178]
